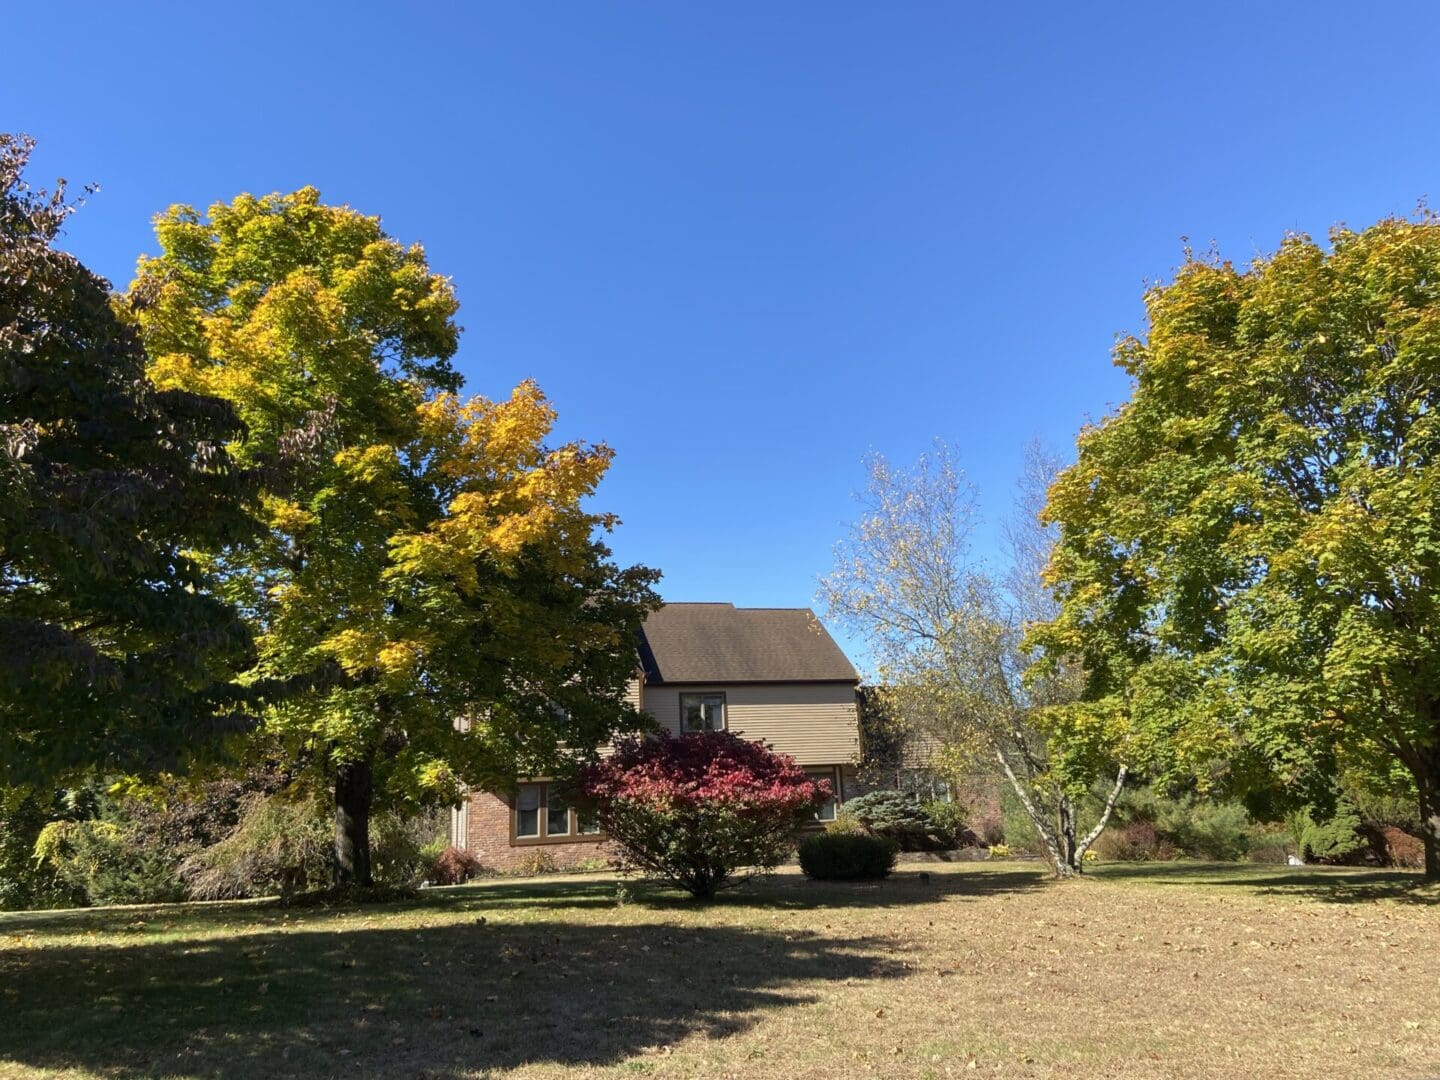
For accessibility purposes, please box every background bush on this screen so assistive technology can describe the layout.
[921,799,973,848]
[798,832,897,880]
[428,846,482,885]
[1376,825,1424,869]
[34,819,185,905]
[1296,798,1367,865]
[0,790,77,911]
[371,809,449,887]
[179,794,332,900]
[1090,820,1177,862]
[840,790,940,851]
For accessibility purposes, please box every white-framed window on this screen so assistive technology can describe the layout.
[680,692,726,732]
[807,768,839,822]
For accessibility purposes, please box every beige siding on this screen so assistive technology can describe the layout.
[643,682,860,766]
[625,677,643,712]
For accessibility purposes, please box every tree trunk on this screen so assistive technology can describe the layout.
[1412,749,1440,883]
[1074,766,1129,867]
[993,749,1072,878]
[1056,795,1078,872]
[334,752,375,888]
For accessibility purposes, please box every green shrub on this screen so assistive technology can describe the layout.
[1168,799,1254,861]
[179,794,332,900]
[825,808,867,836]
[0,790,76,911]
[798,832,897,880]
[922,799,971,847]
[840,791,934,850]
[1298,799,1366,864]
[998,786,1043,854]
[371,809,448,887]
[33,819,185,906]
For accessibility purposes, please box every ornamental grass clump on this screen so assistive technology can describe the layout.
[581,731,828,899]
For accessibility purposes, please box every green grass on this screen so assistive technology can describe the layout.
[1,862,1436,1078]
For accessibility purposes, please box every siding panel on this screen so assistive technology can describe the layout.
[643,682,860,766]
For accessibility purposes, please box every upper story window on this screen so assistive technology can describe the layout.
[680,692,726,732]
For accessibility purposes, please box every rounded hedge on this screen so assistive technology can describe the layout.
[798,832,898,881]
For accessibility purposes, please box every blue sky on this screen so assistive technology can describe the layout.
[10,3,1440,663]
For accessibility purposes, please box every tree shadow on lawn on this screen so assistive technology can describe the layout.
[0,912,911,1078]
[1091,861,1437,905]
[450,864,1050,916]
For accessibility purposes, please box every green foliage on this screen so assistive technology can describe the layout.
[34,819,186,906]
[921,799,970,847]
[797,832,897,881]
[370,809,448,887]
[825,808,866,836]
[855,687,909,784]
[0,135,257,785]
[1343,779,1421,834]
[1297,799,1366,865]
[178,794,332,900]
[839,790,935,850]
[1120,787,1255,861]
[0,790,75,910]
[129,185,660,885]
[1037,215,1440,877]
[998,784,1043,854]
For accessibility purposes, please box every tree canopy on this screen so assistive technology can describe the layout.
[129,187,659,884]
[0,135,257,783]
[1035,216,1440,879]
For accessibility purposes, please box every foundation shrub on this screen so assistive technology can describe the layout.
[841,790,941,851]
[798,833,897,880]
[922,799,973,848]
[429,846,482,885]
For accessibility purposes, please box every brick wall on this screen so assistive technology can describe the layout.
[461,791,614,873]
[839,764,886,802]
[462,762,868,874]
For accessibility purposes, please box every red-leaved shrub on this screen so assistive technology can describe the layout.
[429,846,481,885]
[1378,825,1425,870]
[1090,820,1178,862]
[581,731,828,898]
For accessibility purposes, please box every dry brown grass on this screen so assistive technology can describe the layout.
[1,861,1436,1079]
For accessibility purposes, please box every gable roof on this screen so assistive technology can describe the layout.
[639,603,858,685]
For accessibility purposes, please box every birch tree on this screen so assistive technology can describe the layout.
[820,442,1126,877]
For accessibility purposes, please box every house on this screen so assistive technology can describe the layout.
[450,602,863,871]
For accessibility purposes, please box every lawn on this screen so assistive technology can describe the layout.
[1,862,1436,1079]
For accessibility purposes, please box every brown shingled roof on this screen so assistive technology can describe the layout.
[638,603,859,684]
